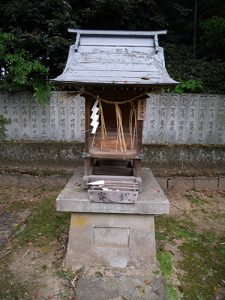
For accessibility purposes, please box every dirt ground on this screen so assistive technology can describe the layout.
[0,184,225,299]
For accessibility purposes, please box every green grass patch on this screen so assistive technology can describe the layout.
[157,251,173,277]
[157,250,179,300]
[56,269,76,282]
[18,197,70,247]
[156,215,225,300]
[185,194,209,206]
[155,216,195,242]
[179,235,225,300]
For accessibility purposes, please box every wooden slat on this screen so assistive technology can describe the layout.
[68,28,167,36]
[67,70,161,78]
[88,175,136,182]
[80,36,155,47]
[70,64,158,72]
[75,49,155,65]
[59,76,164,83]
[93,166,133,176]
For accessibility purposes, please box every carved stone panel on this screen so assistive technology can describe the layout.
[49,92,59,140]
[0,92,224,145]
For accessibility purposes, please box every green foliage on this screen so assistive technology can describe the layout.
[175,79,204,93]
[33,82,53,105]
[201,17,225,58]
[165,43,225,93]
[0,32,51,103]
[0,0,74,78]
[0,0,225,93]
[56,269,76,282]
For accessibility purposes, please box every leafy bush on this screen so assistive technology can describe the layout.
[200,16,225,59]
[0,32,51,103]
[175,79,204,93]
[165,43,225,93]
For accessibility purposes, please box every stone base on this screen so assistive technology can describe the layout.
[64,213,156,269]
[57,167,169,270]
[75,267,167,300]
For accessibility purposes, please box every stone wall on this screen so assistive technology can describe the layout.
[0,92,225,145]
[0,142,225,173]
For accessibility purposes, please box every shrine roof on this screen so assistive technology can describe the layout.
[52,29,178,87]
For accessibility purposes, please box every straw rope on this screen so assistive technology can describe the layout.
[98,99,108,149]
[80,91,146,152]
[115,103,127,152]
[80,91,147,105]
[129,102,137,150]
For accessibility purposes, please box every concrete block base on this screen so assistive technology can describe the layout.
[64,213,156,269]
[57,167,169,271]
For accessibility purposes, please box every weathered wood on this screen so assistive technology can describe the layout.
[84,174,142,191]
[84,98,91,152]
[133,159,142,178]
[93,166,133,176]
[80,36,155,47]
[87,175,136,182]
[65,70,161,78]
[88,151,138,159]
[137,120,143,154]
[74,32,80,52]
[137,98,146,120]
[53,30,178,86]
[70,64,159,72]
[84,158,93,176]
[68,29,167,36]
[154,35,159,53]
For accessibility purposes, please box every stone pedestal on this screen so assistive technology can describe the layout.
[56,168,169,270]
[65,213,156,268]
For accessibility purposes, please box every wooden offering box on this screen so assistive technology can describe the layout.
[52,29,177,203]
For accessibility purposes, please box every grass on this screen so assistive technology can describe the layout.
[156,215,225,300]
[0,260,35,300]
[1,185,225,300]
[18,197,70,247]
[56,269,76,282]
[185,194,209,205]
[157,251,179,300]
[155,216,195,242]
[0,191,71,300]
[179,234,225,299]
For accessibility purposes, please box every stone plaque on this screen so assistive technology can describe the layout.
[93,227,130,248]
[88,190,138,204]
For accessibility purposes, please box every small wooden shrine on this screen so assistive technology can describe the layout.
[53,29,177,203]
